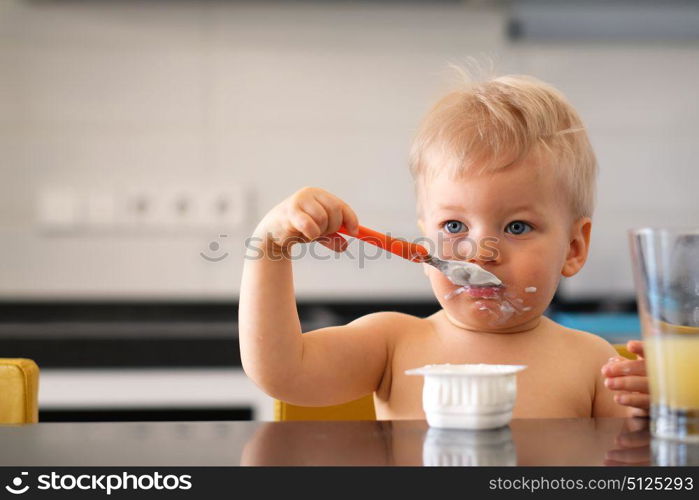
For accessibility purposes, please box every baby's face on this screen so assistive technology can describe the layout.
[418,156,590,332]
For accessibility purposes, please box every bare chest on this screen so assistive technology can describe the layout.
[374,331,595,420]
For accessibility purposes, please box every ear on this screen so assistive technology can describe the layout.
[561,217,592,278]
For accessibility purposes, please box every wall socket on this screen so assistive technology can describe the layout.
[37,185,249,235]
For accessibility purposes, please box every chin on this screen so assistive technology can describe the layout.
[438,284,540,330]
[449,307,537,332]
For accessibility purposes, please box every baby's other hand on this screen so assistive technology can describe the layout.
[601,340,650,417]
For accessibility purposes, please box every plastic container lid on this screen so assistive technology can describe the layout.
[405,363,527,377]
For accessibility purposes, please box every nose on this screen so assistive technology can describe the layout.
[456,233,500,265]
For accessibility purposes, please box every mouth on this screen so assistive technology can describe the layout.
[463,285,502,299]
[443,282,506,301]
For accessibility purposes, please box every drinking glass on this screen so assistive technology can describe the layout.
[629,228,699,442]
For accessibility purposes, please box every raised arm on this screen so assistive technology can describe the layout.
[238,187,391,406]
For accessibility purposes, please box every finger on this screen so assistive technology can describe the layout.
[602,359,646,377]
[324,204,344,236]
[601,356,624,371]
[605,375,649,393]
[316,233,348,253]
[614,392,650,410]
[340,204,359,235]
[314,190,359,235]
[627,340,644,358]
[627,406,650,418]
[308,191,341,234]
[297,198,329,235]
[289,211,322,241]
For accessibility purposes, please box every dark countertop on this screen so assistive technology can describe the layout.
[2,418,694,466]
[0,300,439,368]
[0,298,635,368]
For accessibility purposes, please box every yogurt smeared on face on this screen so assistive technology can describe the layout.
[444,285,500,300]
[444,282,537,326]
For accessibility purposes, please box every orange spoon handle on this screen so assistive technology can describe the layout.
[337,224,429,263]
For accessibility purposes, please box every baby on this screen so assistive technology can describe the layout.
[239,73,649,420]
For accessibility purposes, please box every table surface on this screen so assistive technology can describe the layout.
[0,417,693,466]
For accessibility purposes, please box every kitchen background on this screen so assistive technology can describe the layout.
[1,0,698,421]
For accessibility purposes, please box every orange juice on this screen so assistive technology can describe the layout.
[645,332,699,441]
[646,334,699,410]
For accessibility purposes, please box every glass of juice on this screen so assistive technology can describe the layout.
[629,228,699,442]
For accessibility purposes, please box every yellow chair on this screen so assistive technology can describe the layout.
[274,395,376,422]
[0,358,39,424]
[274,344,637,421]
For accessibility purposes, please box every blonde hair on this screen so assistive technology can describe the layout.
[409,73,597,219]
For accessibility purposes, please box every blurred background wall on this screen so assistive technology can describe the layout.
[2,0,697,302]
[2,0,698,422]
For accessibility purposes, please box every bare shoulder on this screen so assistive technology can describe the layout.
[347,310,426,333]
[546,318,627,417]
[342,311,430,353]
[548,318,618,360]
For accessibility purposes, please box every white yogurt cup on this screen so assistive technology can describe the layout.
[405,364,527,430]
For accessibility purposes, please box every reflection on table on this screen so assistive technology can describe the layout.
[2,418,698,466]
[241,418,699,467]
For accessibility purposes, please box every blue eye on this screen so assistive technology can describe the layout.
[506,221,532,235]
[443,220,466,234]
